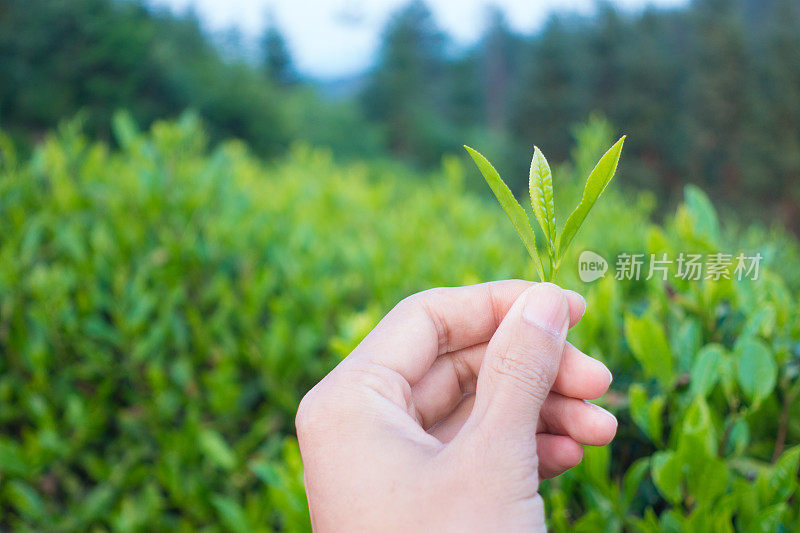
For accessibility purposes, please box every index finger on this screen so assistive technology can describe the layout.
[347,280,586,385]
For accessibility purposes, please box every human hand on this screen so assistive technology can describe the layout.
[296,281,616,531]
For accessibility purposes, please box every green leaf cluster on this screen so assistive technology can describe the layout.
[0,115,798,531]
[465,136,625,281]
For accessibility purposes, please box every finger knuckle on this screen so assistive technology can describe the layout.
[347,363,413,410]
[490,350,551,403]
[398,287,453,353]
[295,388,326,440]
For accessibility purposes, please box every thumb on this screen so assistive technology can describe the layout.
[468,282,569,442]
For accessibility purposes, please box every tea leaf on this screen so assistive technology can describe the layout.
[751,503,787,532]
[767,446,800,501]
[465,145,546,281]
[735,337,776,405]
[690,344,724,398]
[727,418,750,456]
[628,384,666,445]
[6,480,46,520]
[557,135,625,262]
[581,444,611,491]
[768,445,800,502]
[680,398,717,458]
[622,457,651,510]
[210,495,250,533]
[624,312,673,389]
[112,110,140,149]
[529,146,556,258]
[199,429,237,471]
[684,184,719,246]
[651,450,682,505]
[687,456,728,502]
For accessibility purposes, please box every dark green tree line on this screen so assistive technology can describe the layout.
[0,0,294,154]
[1,0,799,225]
[364,0,800,226]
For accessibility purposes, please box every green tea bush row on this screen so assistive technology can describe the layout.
[0,113,797,531]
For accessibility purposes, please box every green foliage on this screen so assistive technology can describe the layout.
[530,147,557,271]
[464,146,545,281]
[0,115,798,530]
[3,0,799,228]
[0,0,378,161]
[557,136,625,262]
[366,0,800,228]
[735,338,777,406]
[359,0,455,165]
[466,136,624,281]
[529,147,556,249]
[623,313,673,389]
[0,0,291,154]
[261,19,296,87]
[0,113,553,529]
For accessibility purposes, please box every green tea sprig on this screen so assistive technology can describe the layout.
[465,136,625,282]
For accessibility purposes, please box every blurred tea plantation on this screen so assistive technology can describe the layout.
[2,0,800,529]
[0,112,798,531]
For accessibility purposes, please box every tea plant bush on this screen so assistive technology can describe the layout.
[545,192,800,532]
[0,113,797,531]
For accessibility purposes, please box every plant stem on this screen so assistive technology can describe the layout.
[719,412,741,456]
[772,382,799,462]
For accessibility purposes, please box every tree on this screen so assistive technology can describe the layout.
[587,3,626,119]
[747,0,800,226]
[445,53,481,131]
[611,7,688,194]
[260,18,296,87]
[510,16,585,165]
[0,0,291,154]
[686,0,753,199]
[480,8,521,133]
[360,0,450,163]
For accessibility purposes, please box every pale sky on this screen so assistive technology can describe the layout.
[150,0,688,79]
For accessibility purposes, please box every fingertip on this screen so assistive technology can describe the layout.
[584,358,613,400]
[525,284,584,328]
[552,344,613,400]
[564,290,587,327]
[540,394,617,447]
[537,434,584,479]
[560,436,584,465]
[522,282,569,334]
[584,400,618,446]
